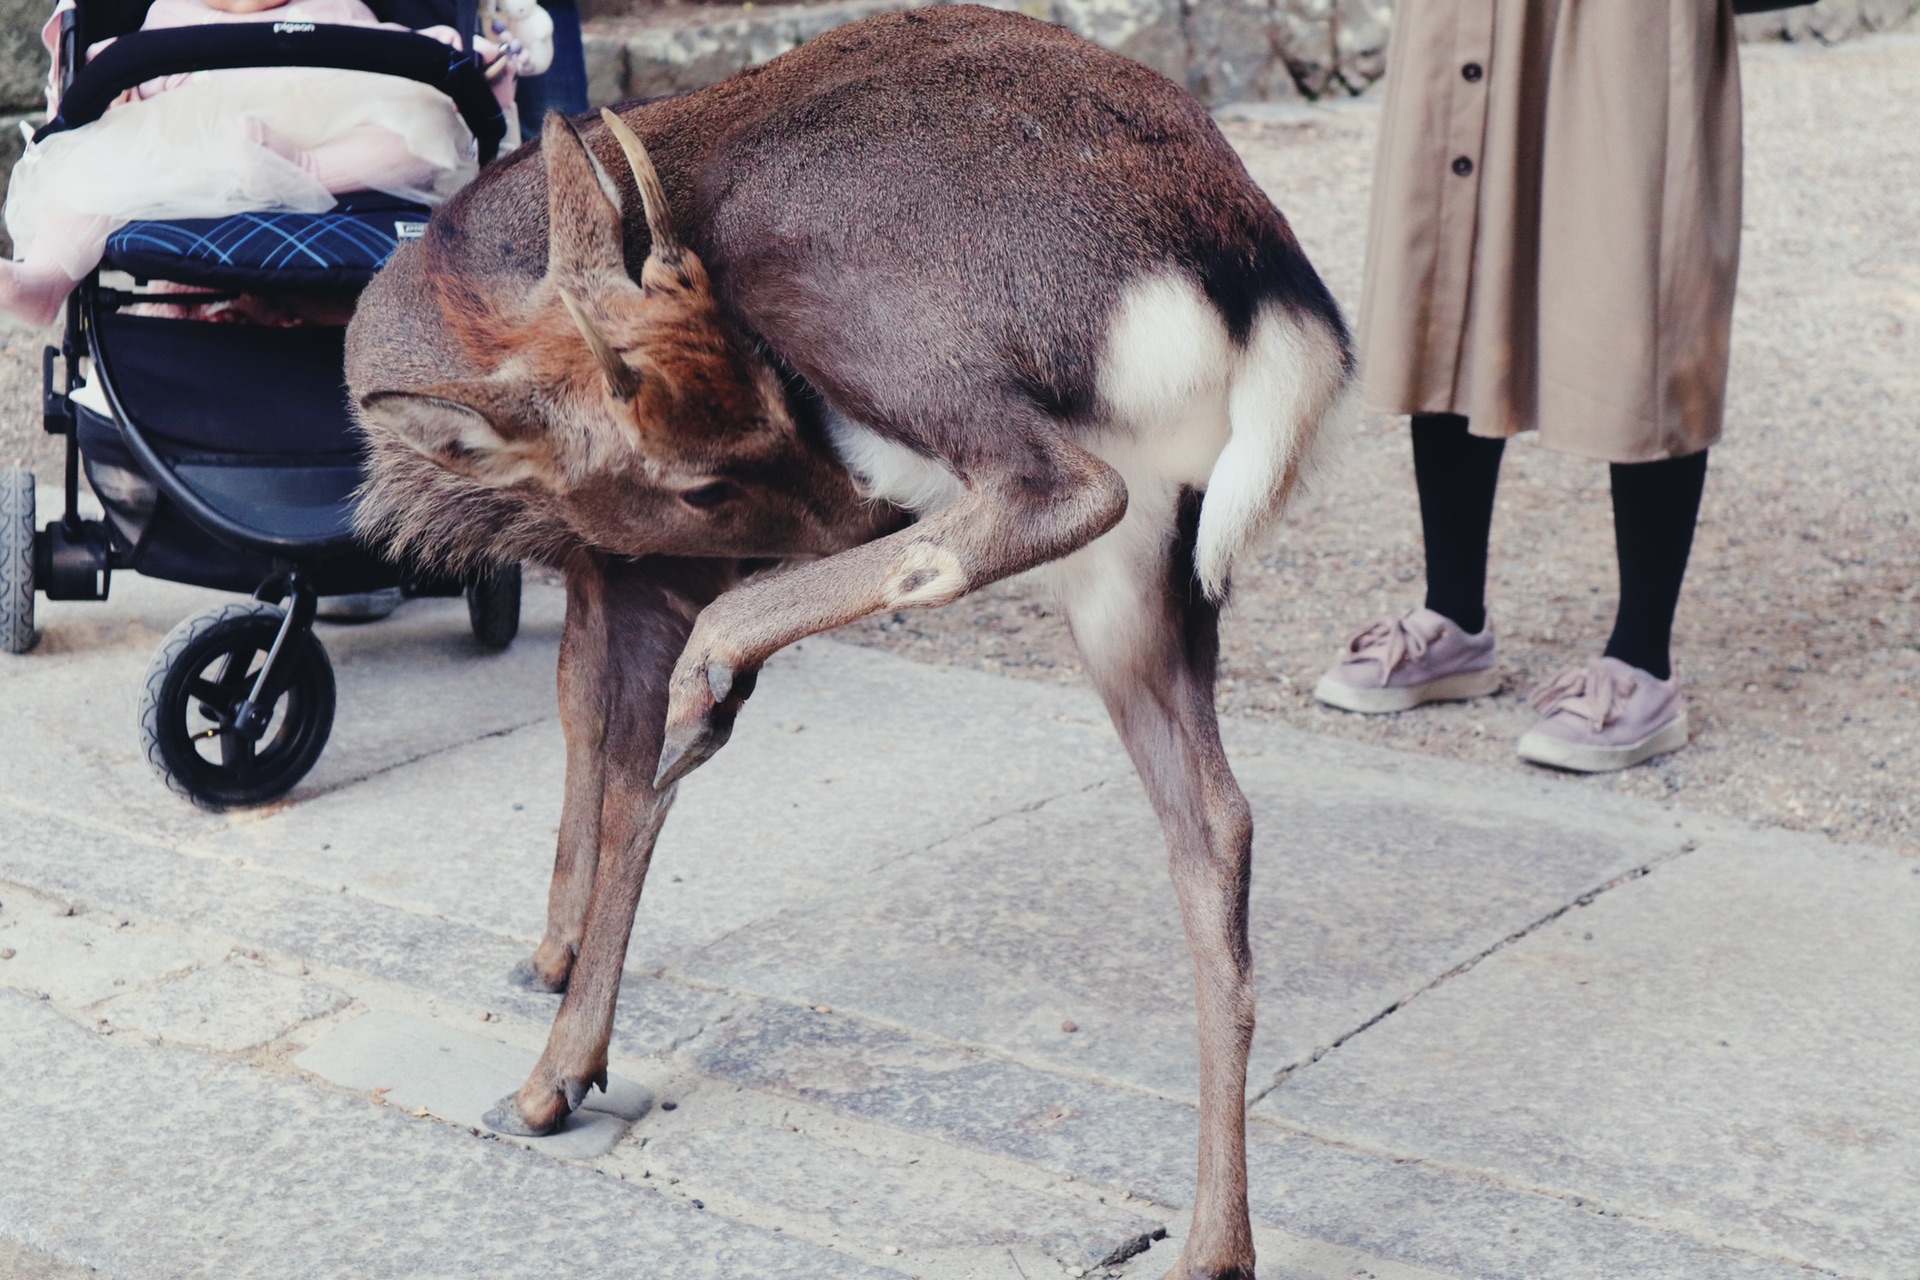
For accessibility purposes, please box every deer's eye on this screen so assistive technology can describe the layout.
[680,480,743,511]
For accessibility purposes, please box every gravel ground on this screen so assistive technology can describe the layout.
[0,321,59,475]
[3,34,1916,851]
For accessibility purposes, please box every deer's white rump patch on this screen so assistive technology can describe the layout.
[1095,272,1353,601]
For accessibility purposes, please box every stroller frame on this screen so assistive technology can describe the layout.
[4,0,517,808]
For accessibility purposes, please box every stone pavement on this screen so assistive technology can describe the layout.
[2,542,1915,1280]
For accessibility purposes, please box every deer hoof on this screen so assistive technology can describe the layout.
[654,660,759,788]
[508,958,568,994]
[654,716,728,789]
[482,1091,563,1137]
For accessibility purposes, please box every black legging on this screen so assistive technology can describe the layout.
[1410,412,1707,682]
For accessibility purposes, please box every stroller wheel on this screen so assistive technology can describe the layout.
[466,562,521,651]
[140,601,336,810]
[1,469,35,655]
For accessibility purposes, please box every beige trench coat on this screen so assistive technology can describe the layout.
[1356,0,1744,462]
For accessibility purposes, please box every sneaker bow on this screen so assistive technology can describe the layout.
[1528,660,1638,730]
[1344,615,1438,687]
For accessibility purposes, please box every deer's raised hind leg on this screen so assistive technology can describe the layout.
[486,556,733,1137]
[1049,485,1257,1280]
[654,428,1128,786]
[513,552,614,994]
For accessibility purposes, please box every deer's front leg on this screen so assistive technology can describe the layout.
[486,557,730,1137]
[654,432,1128,786]
[513,553,613,995]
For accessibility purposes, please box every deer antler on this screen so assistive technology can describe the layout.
[599,107,684,269]
[559,288,641,400]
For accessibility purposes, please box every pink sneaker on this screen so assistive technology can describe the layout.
[1517,656,1689,773]
[1313,608,1500,713]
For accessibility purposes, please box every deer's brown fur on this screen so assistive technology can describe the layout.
[346,10,1353,1275]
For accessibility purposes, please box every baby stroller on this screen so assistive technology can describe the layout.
[0,0,513,809]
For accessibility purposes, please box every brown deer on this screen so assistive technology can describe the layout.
[346,9,1351,1275]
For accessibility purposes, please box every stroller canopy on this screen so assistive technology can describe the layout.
[62,0,484,55]
[41,0,504,165]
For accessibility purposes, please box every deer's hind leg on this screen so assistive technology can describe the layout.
[1048,484,1257,1280]
[487,555,734,1137]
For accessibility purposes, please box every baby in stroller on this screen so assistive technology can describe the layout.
[0,0,517,325]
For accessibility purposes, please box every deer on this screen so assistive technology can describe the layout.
[344,8,1352,1276]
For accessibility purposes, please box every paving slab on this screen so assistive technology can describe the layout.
[644,639,1133,960]
[0,883,214,1006]
[0,1236,101,1280]
[183,639,1132,971]
[688,999,1827,1279]
[296,1009,650,1160]
[679,703,1675,1098]
[95,958,349,1052]
[632,1122,1167,1272]
[0,574,233,845]
[185,717,579,949]
[0,802,728,1059]
[1258,828,1920,1280]
[2,571,565,847]
[1245,1224,1465,1280]
[690,998,1203,1196]
[303,584,566,794]
[0,991,903,1280]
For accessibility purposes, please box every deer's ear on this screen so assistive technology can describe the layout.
[543,110,626,288]
[359,388,553,488]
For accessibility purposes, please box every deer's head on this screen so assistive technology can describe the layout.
[356,110,871,564]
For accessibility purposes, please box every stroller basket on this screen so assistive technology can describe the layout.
[86,310,361,554]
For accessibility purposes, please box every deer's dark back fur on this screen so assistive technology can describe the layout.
[665,8,1343,443]
[347,5,1347,581]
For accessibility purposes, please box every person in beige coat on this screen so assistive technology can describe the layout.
[1315,0,1743,773]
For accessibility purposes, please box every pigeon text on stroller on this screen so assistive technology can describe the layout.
[272,21,315,32]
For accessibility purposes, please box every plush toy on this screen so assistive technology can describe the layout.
[481,0,553,77]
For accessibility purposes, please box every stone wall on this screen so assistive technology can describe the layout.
[0,0,48,258]
[586,0,1920,109]
[1736,0,1919,41]
[0,0,1914,257]
[583,0,1393,108]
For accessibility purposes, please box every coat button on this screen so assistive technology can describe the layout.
[1451,155,1475,177]
[1462,62,1483,82]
